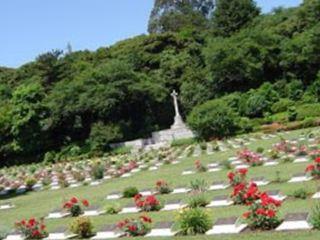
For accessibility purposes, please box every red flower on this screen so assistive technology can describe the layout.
[140,215,152,223]
[243,211,251,219]
[306,164,315,172]
[227,172,235,181]
[28,218,36,227]
[315,157,320,164]
[256,208,266,216]
[238,168,248,175]
[128,224,137,232]
[20,220,26,225]
[266,209,276,218]
[70,197,78,204]
[63,202,73,209]
[32,230,40,237]
[82,199,89,207]
[117,221,126,229]
[134,193,142,201]
[40,224,46,230]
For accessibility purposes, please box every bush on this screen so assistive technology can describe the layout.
[292,188,308,199]
[256,147,264,153]
[171,138,196,147]
[177,208,212,235]
[288,106,297,122]
[88,122,123,152]
[123,186,139,198]
[187,99,239,140]
[105,203,122,215]
[43,151,56,163]
[25,177,37,190]
[189,179,208,193]
[271,98,294,113]
[187,194,209,208]
[117,215,152,237]
[239,117,254,133]
[311,202,320,229]
[155,180,172,194]
[90,162,104,180]
[69,217,94,239]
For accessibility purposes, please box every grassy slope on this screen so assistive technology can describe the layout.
[1,128,320,239]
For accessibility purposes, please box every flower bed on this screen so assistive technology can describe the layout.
[243,192,282,230]
[63,197,89,217]
[117,215,152,237]
[15,218,48,239]
[134,194,162,211]
[237,149,263,166]
[305,157,320,179]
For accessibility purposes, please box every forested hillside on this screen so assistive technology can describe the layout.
[0,0,319,166]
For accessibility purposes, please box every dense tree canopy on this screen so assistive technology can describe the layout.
[0,0,320,166]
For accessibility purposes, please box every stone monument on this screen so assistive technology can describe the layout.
[110,90,194,150]
[151,90,194,143]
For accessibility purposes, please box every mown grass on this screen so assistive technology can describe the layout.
[1,128,320,239]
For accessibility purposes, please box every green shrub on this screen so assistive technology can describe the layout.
[311,202,320,229]
[239,117,254,133]
[25,177,37,190]
[189,179,207,193]
[88,122,123,152]
[105,203,122,215]
[111,146,132,155]
[69,217,94,238]
[171,138,196,147]
[256,147,264,153]
[271,98,294,113]
[187,99,239,140]
[292,188,308,199]
[43,151,56,163]
[177,208,212,235]
[90,162,104,180]
[123,186,139,198]
[187,194,209,208]
[288,106,298,122]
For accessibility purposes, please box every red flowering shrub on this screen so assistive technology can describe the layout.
[194,160,207,172]
[243,192,282,230]
[15,218,48,239]
[237,149,263,166]
[117,215,152,237]
[155,180,172,194]
[63,197,89,217]
[228,168,248,186]
[273,140,296,153]
[305,157,320,179]
[134,194,162,211]
[228,169,260,205]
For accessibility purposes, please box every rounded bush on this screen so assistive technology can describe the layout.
[177,208,212,235]
[187,99,239,140]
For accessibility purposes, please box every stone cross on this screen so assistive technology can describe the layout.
[171,90,181,117]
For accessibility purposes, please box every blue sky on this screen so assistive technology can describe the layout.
[1,0,302,68]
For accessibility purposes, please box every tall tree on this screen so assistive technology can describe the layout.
[148,0,215,33]
[211,0,260,37]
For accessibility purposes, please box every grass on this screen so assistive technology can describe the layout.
[1,127,320,239]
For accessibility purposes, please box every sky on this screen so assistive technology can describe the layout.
[1,0,303,68]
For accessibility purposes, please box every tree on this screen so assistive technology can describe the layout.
[9,82,49,156]
[35,49,64,87]
[148,0,215,33]
[187,99,239,140]
[211,0,260,37]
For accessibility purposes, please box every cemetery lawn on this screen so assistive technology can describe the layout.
[1,127,320,239]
